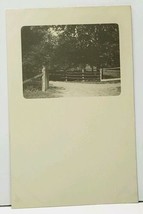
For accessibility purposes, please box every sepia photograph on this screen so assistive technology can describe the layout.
[21,24,121,98]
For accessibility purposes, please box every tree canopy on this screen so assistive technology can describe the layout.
[21,24,120,80]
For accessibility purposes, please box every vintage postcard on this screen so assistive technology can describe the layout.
[6,6,138,208]
[21,23,121,98]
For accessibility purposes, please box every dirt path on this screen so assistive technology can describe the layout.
[24,81,121,98]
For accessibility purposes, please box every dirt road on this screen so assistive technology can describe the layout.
[24,81,121,99]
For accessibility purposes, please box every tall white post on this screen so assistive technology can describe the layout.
[100,68,103,82]
[42,65,49,92]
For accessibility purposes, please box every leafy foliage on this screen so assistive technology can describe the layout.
[21,24,120,79]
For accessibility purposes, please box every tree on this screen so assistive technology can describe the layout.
[46,24,120,70]
[21,26,58,80]
[21,24,120,80]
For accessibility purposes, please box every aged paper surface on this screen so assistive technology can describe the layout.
[6,6,138,208]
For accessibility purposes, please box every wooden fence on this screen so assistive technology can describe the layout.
[23,67,120,92]
[49,68,100,82]
[100,67,120,82]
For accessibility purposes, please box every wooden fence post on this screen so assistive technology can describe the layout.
[42,65,49,92]
[65,71,67,82]
[82,68,85,82]
[100,68,103,82]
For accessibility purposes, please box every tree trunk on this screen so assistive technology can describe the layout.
[42,65,49,92]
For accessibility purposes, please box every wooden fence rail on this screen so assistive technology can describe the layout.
[23,74,42,84]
